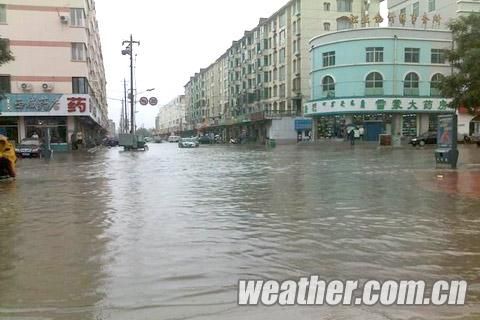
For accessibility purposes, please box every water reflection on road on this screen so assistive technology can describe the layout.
[1,143,479,320]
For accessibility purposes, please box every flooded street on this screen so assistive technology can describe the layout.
[1,143,480,320]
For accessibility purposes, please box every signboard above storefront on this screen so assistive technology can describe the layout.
[304,97,454,116]
[0,94,103,126]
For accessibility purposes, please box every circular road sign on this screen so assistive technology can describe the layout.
[149,97,158,106]
[139,97,149,106]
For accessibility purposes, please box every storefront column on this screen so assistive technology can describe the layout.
[18,117,26,142]
[391,114,402,136]
[67,116,75,144]
[418,114,430,134]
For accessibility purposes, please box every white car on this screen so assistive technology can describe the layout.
[168,135,180,143]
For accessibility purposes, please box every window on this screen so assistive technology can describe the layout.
[324,2,331,11]
[413,2,420,17]
[72,77,89,94]
[0,75,11,93]
[0,4,6,23]
[337,0,352,12]
[70,8,85,27]
[365,72,383,95]
[431,49,445,64]
[71,43,86,61]
[405,48,420,63]
[404,72,419,96]
[428,0,436,12]
[322,51,335,67]
[279,84,286,98]
[279,11,286,28]
[430,73,443,97]
[279,66,285,81]
[337,16,352,30]
[279,48,285,64]
[324,22,331,31]
[366,47,384,62]
[322,76,335,97]
[279,30,286,46]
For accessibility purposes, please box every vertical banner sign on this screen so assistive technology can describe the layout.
[437,115,456,149]
[435,114,459,169]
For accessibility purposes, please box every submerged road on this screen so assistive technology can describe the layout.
[1,143,479,320]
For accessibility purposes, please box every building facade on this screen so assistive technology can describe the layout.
[0,0,108,150]
[387,0,480,28]
[182,0,381,143]
[155,95,186,136]
[305,27,455,141]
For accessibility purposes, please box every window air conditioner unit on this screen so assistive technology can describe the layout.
[60,15,69,24]
[42,83,54,91]
[20,83,33,91]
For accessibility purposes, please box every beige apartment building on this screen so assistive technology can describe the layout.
[184,0,381,143]
[387,0,480,28]
[155,95,186,136]
[0,0,107,150]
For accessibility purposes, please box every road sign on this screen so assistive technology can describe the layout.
[139,97,148,106]
[149,97,158,106]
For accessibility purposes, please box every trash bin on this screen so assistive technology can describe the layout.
[267,139,276,148]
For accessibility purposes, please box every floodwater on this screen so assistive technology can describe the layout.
[1,143,480,320]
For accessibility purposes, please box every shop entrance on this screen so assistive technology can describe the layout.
[0,117,19,142]
[364,121,383,141]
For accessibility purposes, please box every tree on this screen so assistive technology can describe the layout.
[440,14,480,113]
[0,38,14,67]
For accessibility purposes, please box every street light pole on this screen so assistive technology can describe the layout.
[122,35,140,134]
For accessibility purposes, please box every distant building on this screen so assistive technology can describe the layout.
[0,0,108,150]
[183,0,382,143]
[107,120,116,137]
[156,95,186,136]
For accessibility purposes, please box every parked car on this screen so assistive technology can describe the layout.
[103,138,119,147]
[410,132,437,147]
[463,133,480,146]
[168,135,181,143]
[178,138,199,148]
[198,135,213,144]
[15,138,42,158]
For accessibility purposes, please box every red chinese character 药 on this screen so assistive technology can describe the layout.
[67,97,87,113]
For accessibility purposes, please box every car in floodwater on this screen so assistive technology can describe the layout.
[409,131,437,147]
[15,138,42,158]
[178,137,199,148]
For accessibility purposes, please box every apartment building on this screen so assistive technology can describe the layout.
[183,0,381,143]
[387,0,480,28]
[156,95,186,136]
[0,0,107,150]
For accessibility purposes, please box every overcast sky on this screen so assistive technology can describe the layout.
[95,0,387,129]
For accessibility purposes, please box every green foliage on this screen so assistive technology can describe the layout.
[0,38,14,66]
[440,14,480,113]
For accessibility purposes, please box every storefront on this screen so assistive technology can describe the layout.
[305,97,453,142]
[0,93,106,151]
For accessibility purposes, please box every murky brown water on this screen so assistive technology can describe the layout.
[1,143,480,320]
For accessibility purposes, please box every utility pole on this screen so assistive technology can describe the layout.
[123,78,128,133]
[122,35,140,134]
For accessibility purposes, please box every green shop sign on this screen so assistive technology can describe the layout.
[304,97,454,116]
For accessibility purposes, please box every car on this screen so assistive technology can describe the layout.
[178,137,199,148]
[15,138,42,158]
[463,133,480,146]
[168,135,181,143]
[410,131,437,147]
[197,135,213,144]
